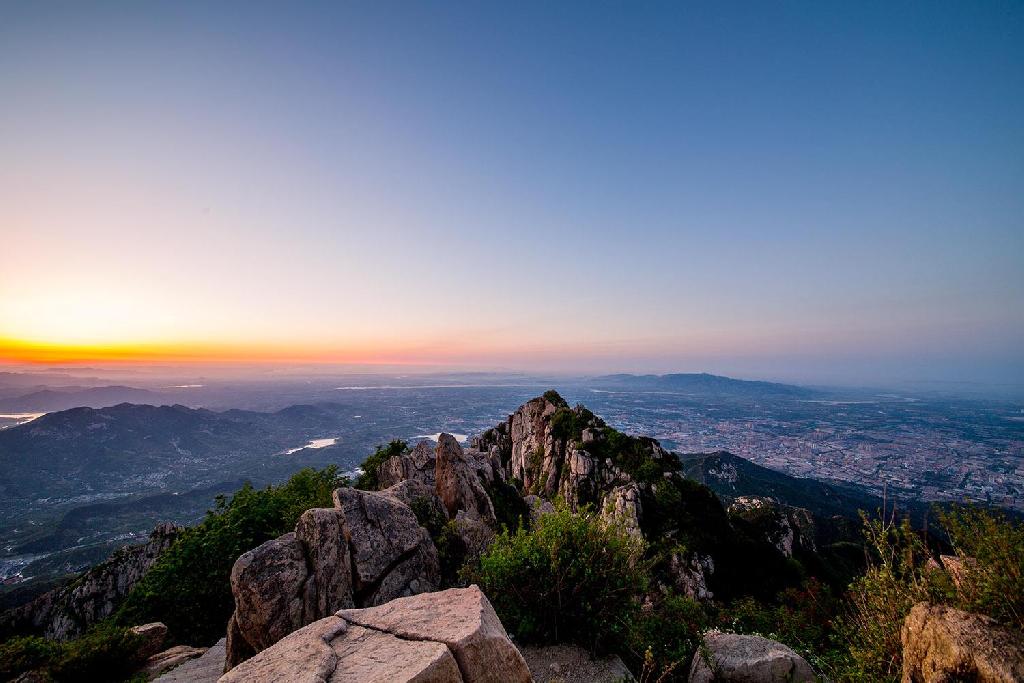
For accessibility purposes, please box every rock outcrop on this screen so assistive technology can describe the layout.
[154,638,225,683]
[0,523,181,641]
[226,488,440,668]
[728,496,816,558]
[900,602,1024,682]
[688,631,816,682]
[140,645,207,680]
[130,622,169,661]
[470,394,671,522]
[436,433,496,523]
[226,430,528,668]
[222,586,532,683]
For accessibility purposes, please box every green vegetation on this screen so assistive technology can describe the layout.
[114,466,343,645]
[623,593,710,680]
[409,496,468,587]
[470,503,648,653]
[542,389,568,406]
[939,505,1024,629]
[353,439,409,490]
[0,624,144,682]
[833,505,1023,681]
[481,477,531,533]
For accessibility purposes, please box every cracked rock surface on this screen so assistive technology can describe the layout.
[225,488,440,668]
[220,587,530,683]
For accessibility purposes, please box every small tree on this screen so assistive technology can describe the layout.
[470,503,648,653]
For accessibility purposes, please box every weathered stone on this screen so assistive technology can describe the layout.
[901,602,1024,683]
[0,523,181,641]
[333,487,440,606]
[670,552,715,601]
[379,441,438,489]
[336,585,531,683]
[229,533,309,656]
[602,483,643,539]
[295,507,354,614]
[220,616,349,683]
[130,622,169,661]
[328,622,463,683]
[221,615,462,683]
[688,631,815,682]
[141,645,207,680]
[384,477,446,516]
[153,638,225,683]
[435,433,496,523]
[524,495,555,524]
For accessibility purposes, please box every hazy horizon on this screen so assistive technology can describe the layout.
[2,2,1022,387]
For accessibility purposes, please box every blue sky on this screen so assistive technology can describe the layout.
[1,2,1021,385]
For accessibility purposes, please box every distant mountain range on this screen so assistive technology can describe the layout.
[589,373,816,398]
[0,386,164,413]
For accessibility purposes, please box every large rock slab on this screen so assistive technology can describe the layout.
[336,585,531,683]
[329,622,462,683]
[221,588,528,682]
[688,631,815,682]
[901,602,1024,682]
[220,616,462,683]
[333,487,440,605]
[220,616,349,683]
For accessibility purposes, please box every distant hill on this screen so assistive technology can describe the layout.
[679,450,929,522]
[589,373,815,398]
[0,386,164,413]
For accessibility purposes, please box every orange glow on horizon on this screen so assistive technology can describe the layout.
[0,337,436,366]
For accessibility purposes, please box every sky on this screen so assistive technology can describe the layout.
[1,1,1022,386]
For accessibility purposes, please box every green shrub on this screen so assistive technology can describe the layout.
[623,592,710,681]
[115,466,342,645]
[354,440,409,490]
[835,512,949,681]
[939,505,1024,629]
[409,496,468,587]
[542,389,568,406]
[719,578,840,673]
[0,634,58,680]
[482,477,531,533]
[470,503,647,653]
[0,624,143,682]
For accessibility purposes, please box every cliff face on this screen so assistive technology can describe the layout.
[0,523,180,641]
[471,392,675,536]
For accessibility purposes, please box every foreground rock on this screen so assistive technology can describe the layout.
[0,523,181,641]
[225,488,440,667]
[221,586,531,683]
[140,645,207,680]
[130,622,169,661]
[154,638,225,683]
[901,602,1024,682]
[688,631,815,682]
